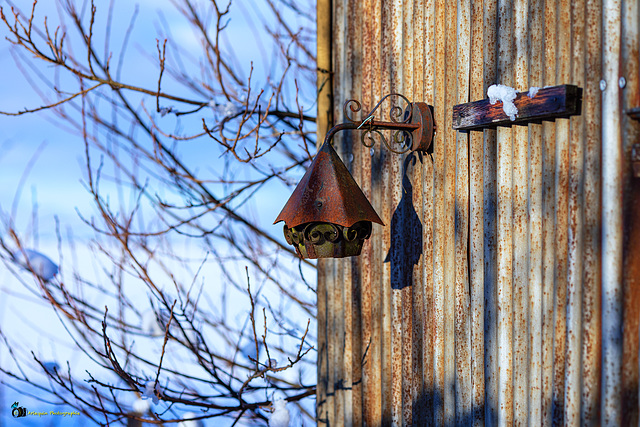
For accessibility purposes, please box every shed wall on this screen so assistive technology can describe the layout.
[315,0,640,425]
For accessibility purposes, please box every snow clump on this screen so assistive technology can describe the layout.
[269,397,290,427]
[527,87,540,98]
[487,84,518,121]
[12,249,58,281]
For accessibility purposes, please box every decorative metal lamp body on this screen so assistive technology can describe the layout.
[274,141,384,259]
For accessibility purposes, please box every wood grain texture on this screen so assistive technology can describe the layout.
[452,84,582,130]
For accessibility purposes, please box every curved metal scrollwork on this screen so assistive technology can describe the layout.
[322,94,432,155]
[343,93,413,125]
[341,94,416,154]
[360,129,412,154]
[283,221,374,258]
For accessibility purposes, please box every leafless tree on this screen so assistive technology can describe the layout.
[0,0,317,424]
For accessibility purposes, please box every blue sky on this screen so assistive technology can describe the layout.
[0,0,317,424]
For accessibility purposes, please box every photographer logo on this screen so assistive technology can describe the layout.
[11,402,27,418]
[10,401,80,419]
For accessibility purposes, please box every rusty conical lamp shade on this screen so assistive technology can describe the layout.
[274,141,383,259]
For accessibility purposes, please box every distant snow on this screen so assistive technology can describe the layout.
[183,327,201,347]
[178,412,204,427]
[42,361,60,375]
[159,106,173,116]
[487,84,518,121]
[142,311,166,337]
[240,340,263,361]
[210,100,241,117]
[142,381,160,405]
[12,249,58,281]
[132,398,151,415]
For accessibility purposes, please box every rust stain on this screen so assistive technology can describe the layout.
[541,0,558,424]
[622,178,640,426]
[512,0,531,423]
[565,0,587,423]
[496,0,515,423]
[526,0,545,424]
[315,0,633,425]
[469,0,486,414]
[551,0,572,424]
[274,140,384,229]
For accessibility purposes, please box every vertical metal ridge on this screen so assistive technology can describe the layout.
[433,0,448,423]
[399,0,415,424]
[601,0,623,424]
[378,1,394,424]
[359,0,376,423]
[333,258,344,424]
[512,0,530,423]
[422,155,436,423]
[370,1,385,425]
[344,1,364,424]
[455,0,473,424]
[580,0,603,424]
[564,0,586,424]
[496,0,515,424]
[482,0,500,424]
[444,0,459,424]
[527,0,544,424]
[316,0,332,422]
[402,2,416,423]
[469,0,486,424]
[551,1,572,424]
[386,1,404,424]
[380,145,393,427]
[410,0,426,423]
[540,1,559,425]
[331,0,345,422]
[326,259,337,427]
[422,1,437,422]
[317,257,329,426]
[367,1,384,424]
[495,121,514,427]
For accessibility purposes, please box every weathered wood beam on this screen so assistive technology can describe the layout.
[452,84,582,131]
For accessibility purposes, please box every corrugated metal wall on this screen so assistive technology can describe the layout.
[315,0,640,425]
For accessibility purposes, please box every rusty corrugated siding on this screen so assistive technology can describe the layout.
[316,0,639,425]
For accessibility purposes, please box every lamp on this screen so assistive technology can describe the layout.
[274,94,434,259]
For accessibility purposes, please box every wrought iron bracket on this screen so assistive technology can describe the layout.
[274,94,433,259]
[324,94,434,154]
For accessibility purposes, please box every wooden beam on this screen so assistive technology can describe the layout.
[452,84,582,131]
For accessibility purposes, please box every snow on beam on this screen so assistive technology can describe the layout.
[452,84,582,131]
